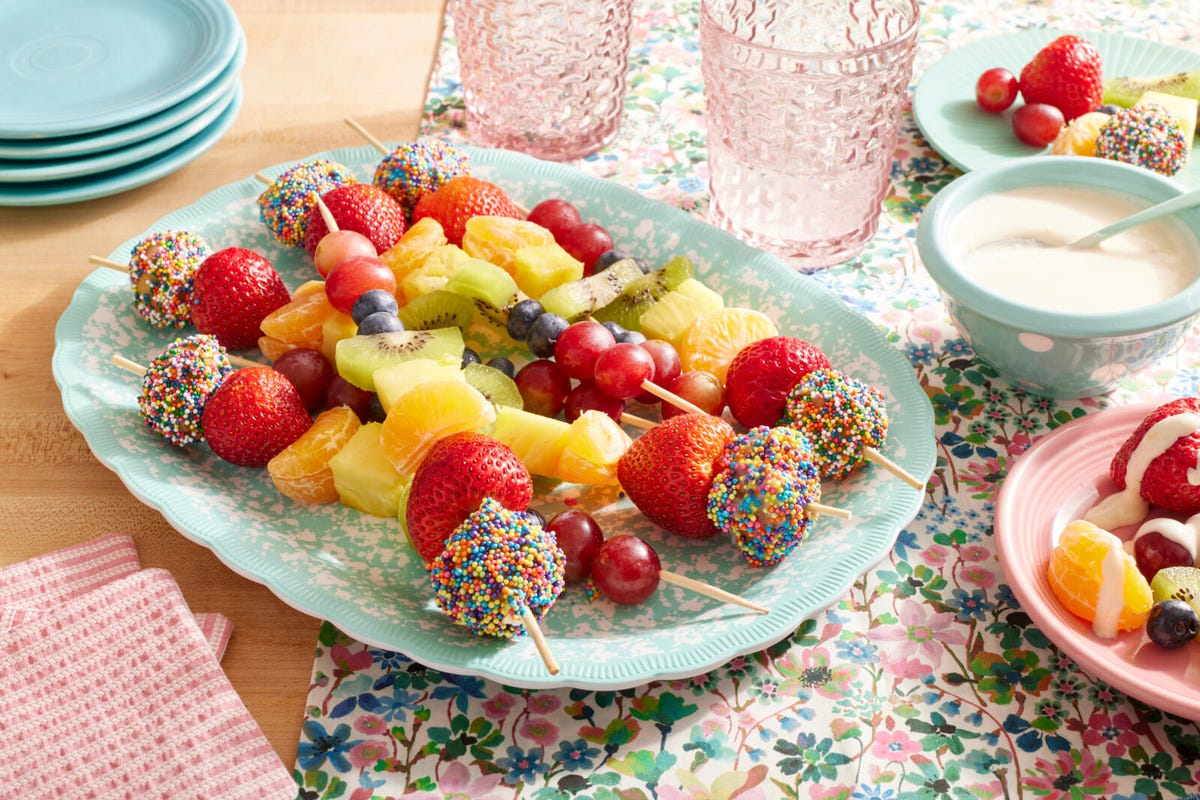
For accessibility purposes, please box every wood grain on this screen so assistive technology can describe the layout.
[0,0,446,766]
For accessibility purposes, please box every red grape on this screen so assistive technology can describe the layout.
[558,223,615,275]
[545,510,605,583]
[514,358,571,417]
[662,370,725,419]
[975,67,1019,113]
[1012,103,1064,147]
[593,342,656,400]
[635,339,682,403]
[526,198,583,241]
[591,534,661,605]
[272,348,334,411]
[313,230,377,277]
[564,381,625,422]
[323,375,374,421]
[1134,530,1194,582]
[553,320,616,381]
[325,255,396,314]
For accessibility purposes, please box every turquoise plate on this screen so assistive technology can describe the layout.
[913,30,1200,188]
[0,0,240,138]
[0,86,241,207]
[52,146,936,689]
[0,30,246,161]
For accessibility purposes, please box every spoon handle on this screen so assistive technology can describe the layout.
[1071,186,1200,249]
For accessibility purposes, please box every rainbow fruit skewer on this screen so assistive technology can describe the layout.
[88,230,212,329]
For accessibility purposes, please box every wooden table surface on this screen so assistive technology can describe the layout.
[0,0,445,765]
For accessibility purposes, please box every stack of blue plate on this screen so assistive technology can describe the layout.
[0,0,245,206]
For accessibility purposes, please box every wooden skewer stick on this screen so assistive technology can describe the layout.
[254,171,272,185]
[344,116,390,155]
[517,602,559,675]
[88,255,128,272]
[620,412,656,431]
[314,194,339,232]
[227,354,265,369]
[637,379,708,416]
[658,569,768,614]
[864,447,924,490]
[809,502,851,520]
[111,354,147,377]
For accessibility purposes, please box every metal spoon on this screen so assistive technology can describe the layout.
[971,186,1200,253]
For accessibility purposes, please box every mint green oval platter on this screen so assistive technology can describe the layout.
[52,145,935,690]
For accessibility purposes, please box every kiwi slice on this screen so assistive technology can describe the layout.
[1103,70,1200,107]
[444,257,520,310]
[396,289,475,331]
[539,259,645,320]
[463,362,524,410]
[1150,566,1200,616]
[335,328,465,391]
[593,255,696,331]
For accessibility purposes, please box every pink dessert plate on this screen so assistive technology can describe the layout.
[995,402,1200,720]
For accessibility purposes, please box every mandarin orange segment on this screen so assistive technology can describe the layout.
[267,406,361,503]
[260,288,334,344]
[321,310,359,365]
[462,216,555,274]
[379,380,497,474]
[380,217,448,285]
[259,336,311,362]
[1046,519,1153,631]
[677,307,778,384]
[293,279,327,298]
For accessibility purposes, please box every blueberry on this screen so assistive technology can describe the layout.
[600,321,628,340]
[351,289,400,324]
[506,298,545,341]
[526,312,569,358]
[486,356,516,378]
[593,248,650,274]
[367,394,387,423]
[1146,599,1199,649]
[1096,103,1122,115]
[523,508,547,527]
[461,347,482,367]
[616,329,647,345]
[357,311,405,335]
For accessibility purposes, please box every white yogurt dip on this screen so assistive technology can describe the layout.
[953,186,1198,315]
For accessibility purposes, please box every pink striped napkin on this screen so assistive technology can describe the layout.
[0,568,296,799]
[0,534,233,659]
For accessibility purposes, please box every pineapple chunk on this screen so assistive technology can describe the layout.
[639,278,725,345]
[373,356,464,411]
[556,410,632,485]
[329,422,413,517]
[487,406,571,478]
[399,244,469,300]
[1137,90,1197,158]
[512,243,585,299]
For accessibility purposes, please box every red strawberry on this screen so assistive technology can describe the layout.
[724,336,831,429]
[410,176,522,246]
[404,432,533,562]
[617,413,734,539]
[191,247,291,350]
[1112,397,1200,513]
[200,367,312,467]
[1018,34,1103,122]
[303,183,407,256]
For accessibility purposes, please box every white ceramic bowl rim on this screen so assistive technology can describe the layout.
[918,156,1200,339]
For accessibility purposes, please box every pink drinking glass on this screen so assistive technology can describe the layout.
[451,0,636,162]
[700,0,920,270]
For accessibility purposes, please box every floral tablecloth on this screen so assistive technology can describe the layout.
[293,1,1200,798]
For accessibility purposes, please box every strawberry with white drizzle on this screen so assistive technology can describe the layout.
[1086,398,1200,529]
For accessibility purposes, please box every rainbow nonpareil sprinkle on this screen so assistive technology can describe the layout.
[781,368,888,481]
[257,158,356,247]
[706,426,820,567]
[127,230,210,329]
[373,140,471,217]
[429,497,565,638]
[1095,104,1188,177]
[138,334,232,446]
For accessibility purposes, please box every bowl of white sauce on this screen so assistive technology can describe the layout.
[917,156,1200,398]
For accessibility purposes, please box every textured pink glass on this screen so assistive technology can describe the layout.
[700,0,920,270]
[452,0,635,162]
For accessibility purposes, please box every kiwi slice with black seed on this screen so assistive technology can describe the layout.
[396,290,475,331]
[593,255,695,331]
[1151,566,1200,619]
[463,362,524,409]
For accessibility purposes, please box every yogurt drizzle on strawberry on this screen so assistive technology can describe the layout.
[1085,412,1200,530]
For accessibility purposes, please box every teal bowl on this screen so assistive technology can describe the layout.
[917,156,1200,398]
